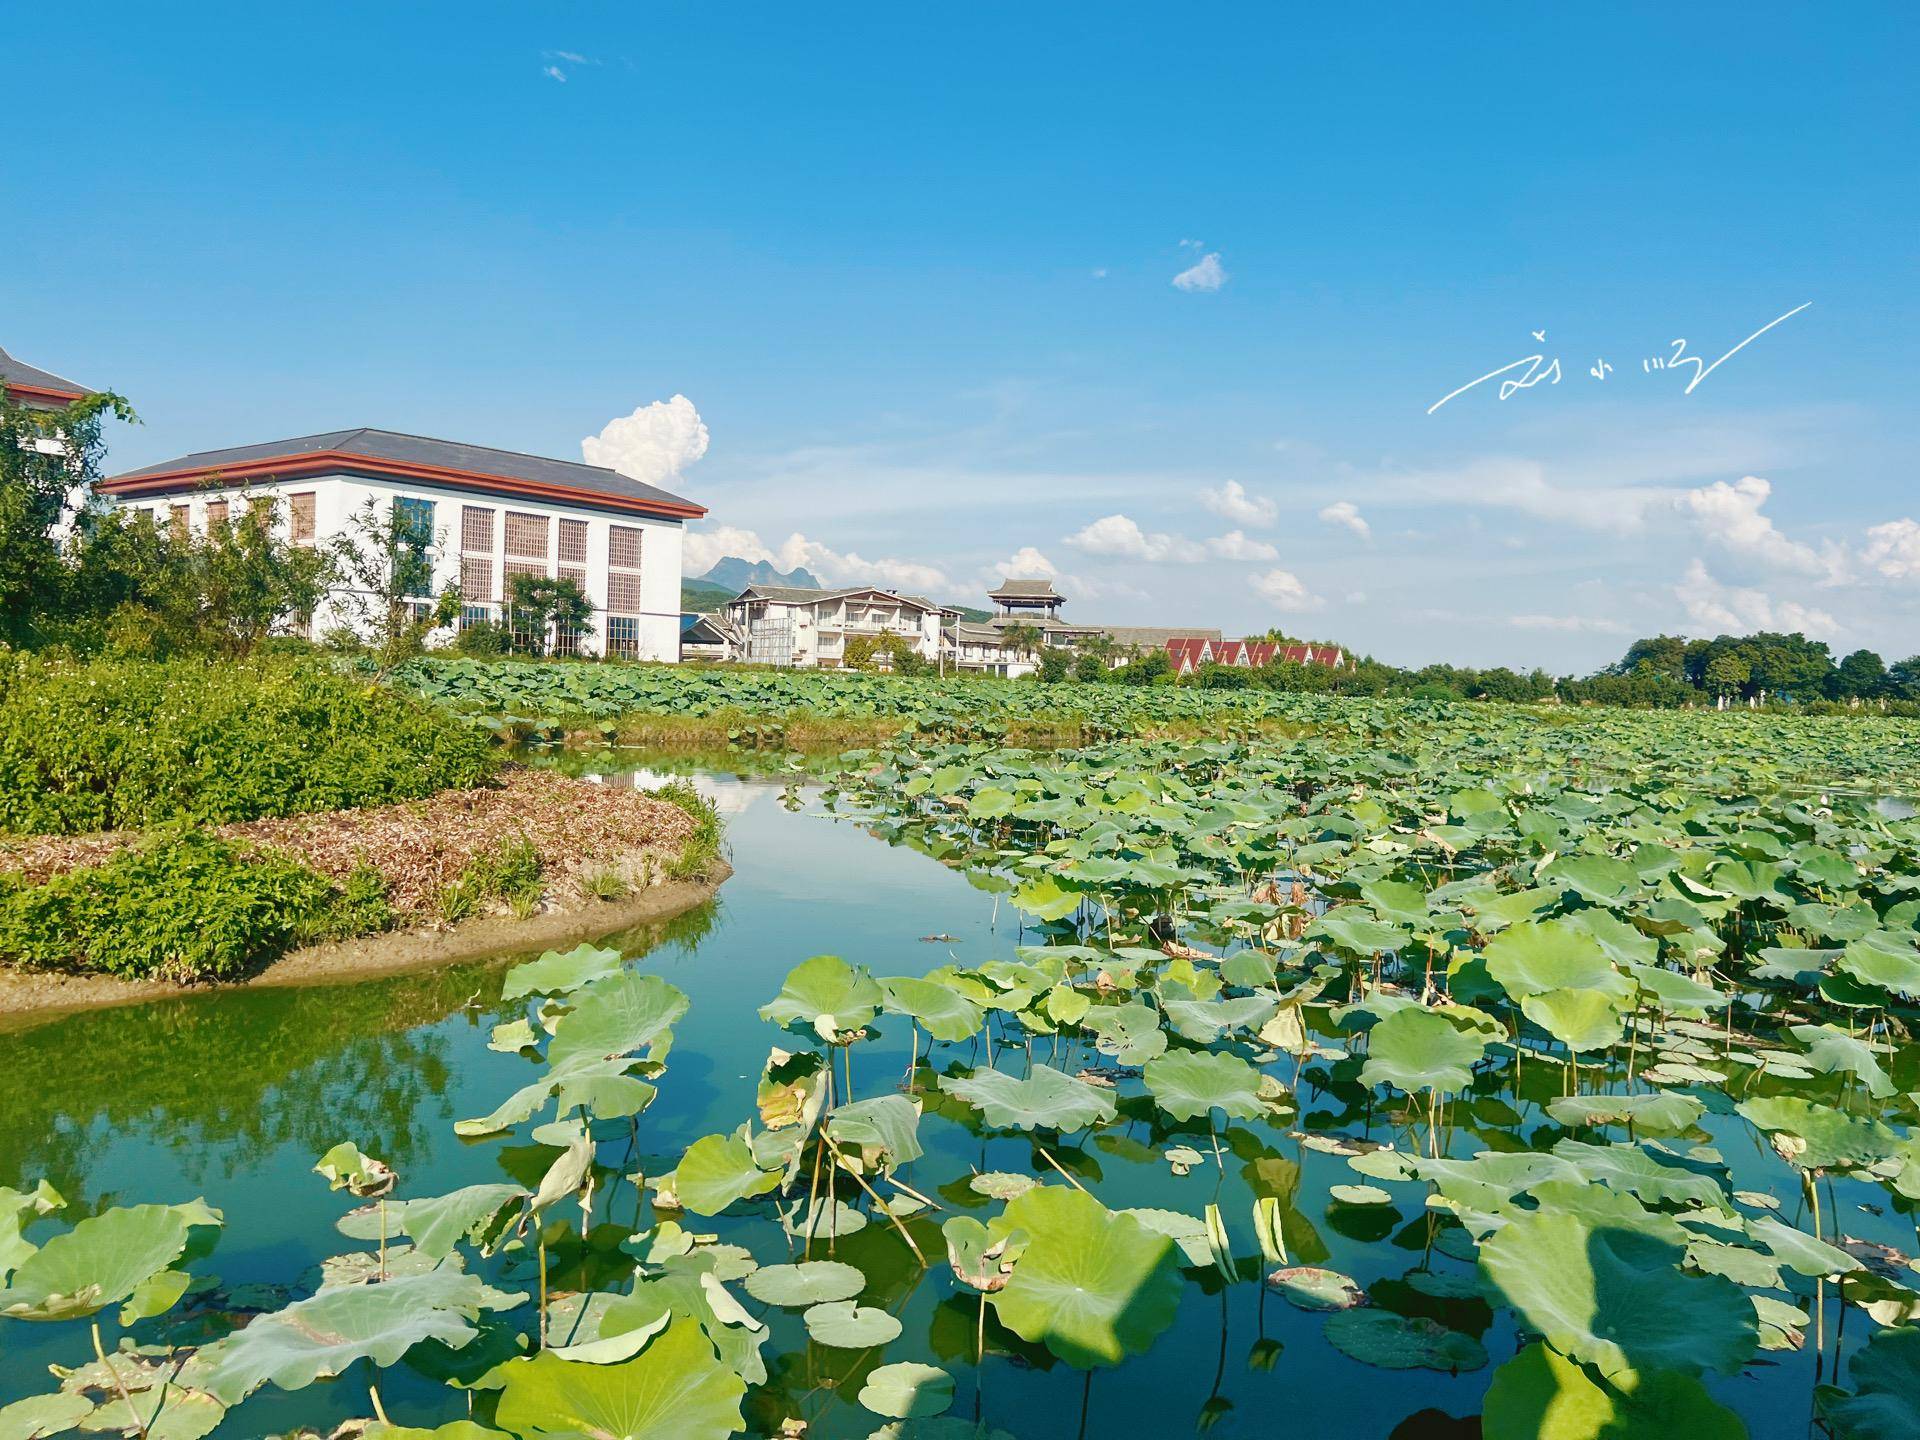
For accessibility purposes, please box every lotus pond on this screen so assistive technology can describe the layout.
[3,714,1920,1440]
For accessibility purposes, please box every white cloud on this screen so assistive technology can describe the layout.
[683,524,950,595]
[1679,476,1846,582]
[1508,614,1630,635]
[545,49,591,63]
[1090,267,1109,279]
[1862,518,1920,581]
[1064,513,1206,563]
[582,395,710,488]
[541,65,568,82]
[1199,480,1276,528]
[1207,530,1279,561]
[991,545,1059,580]
[1251,568,1323,612]
[1172,253,1227,293]
[1673,559,1839,637]
[1318,500,1371,541]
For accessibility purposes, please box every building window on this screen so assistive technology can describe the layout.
[552,619,583,657]
[558,517,588,567]
[204,499,229,531]
[505,511,550,564]
[606,616,639,660]
[607,524,643,619]
[460,506,496,602]
[391,497,435,598]
[169,504,189,540]
[407,600,436,626]
[247,494,275,527]
[459,604,495,630]
[289,492,316,544]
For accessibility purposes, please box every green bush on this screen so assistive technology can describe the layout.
[0,654,498,835]
[655,779,725,880]
[0,831,338,980]
[439,836,544,920]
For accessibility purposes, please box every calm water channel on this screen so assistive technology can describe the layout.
[0,752,1890,1438]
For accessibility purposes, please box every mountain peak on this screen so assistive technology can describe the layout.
[700,555,824,591]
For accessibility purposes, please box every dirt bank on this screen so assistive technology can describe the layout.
[0,857,729,1027]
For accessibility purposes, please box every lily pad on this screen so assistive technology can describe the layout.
[1142,1050,1266,1122]
[1359,1007,1486,1096]
[742,1261,865,1307]
[493,1319,747,1440]
[674,1133,781,1216]
[803,1300,903,1348]
[938,1067,1116,1133]
[1265,1266,1365,1311]
[1322,1310,1487,1371]
[857,1362,955,1420]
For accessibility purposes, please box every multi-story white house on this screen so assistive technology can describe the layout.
[721,583,947,668]
[96,427,705,661]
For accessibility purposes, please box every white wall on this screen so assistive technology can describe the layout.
[108,470,688,662]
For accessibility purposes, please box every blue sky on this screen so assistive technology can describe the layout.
[8,3,1917,668]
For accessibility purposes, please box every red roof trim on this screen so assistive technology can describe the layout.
[94,450,707,520]
[4,381,89,406]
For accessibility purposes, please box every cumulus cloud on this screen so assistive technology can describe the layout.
[1862,518,1920,581]
[1172,252,1228,293]
[1679,476,1846,582]
[1251,568,1323,612]
[1508,614,1630,635]
[1064,514,1206,563]
[541,65,568,82]
[682,525,950,595]
[582,395,710,488]
[1673,559,1839,637]
[1207,530,1279,561]
[1199,480,1276,527]
[1318,500,1371,541]
[991,545,1059,579]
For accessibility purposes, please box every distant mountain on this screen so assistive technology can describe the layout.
[700,556,824,591]
[681,577,734,614]
[949,604,993,623]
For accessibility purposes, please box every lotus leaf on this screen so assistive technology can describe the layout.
[1482,920,1631,1001]
[1481,1342,1745,1440]
[880,977,985,1043]
[803,1299,903,1347]
[674,1132,781,1216]
[502,944,626,1000]
[758,955,882,1038]
[1477,1210,1757,1380]
[1818,1323,1920,1440]
[404,1185,527,1260]
[1359,1007,1486,1096]
[0,1392,93,1440]
[1265,1266,1365,1311]
[991,1187,1183,1367]
[743,1261,865,1307]
[857,1362,955,1420]
[1080,1002,1169,1065]
[1735,1097,1901,1172]
[0,1201,220,1323]
[1142,1050,1266,1122]
[1837,931,1920,998]
[547,971,690,1068]
[937,1067,1116,1132]
[493,1320,746,1440]
[826,1095,923,1168]
[1521,988,1626,1053]
[1322,1310,1487,1371]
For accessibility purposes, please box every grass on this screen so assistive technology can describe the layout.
[654,780,726,881]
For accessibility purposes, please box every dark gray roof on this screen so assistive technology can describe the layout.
[989,577,1061,599]
[105,427,702,515]
[1097,625,1222,648]
[0,344,92,397]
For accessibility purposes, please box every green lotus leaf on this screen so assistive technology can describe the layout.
[1548,1141,1727,1211]
[1477,1210,1757,1381]
[1625,963,1726,1013]
[0,1391,93,1440]
[201,1269,488,1403]
[1080,1001,1168,1065]
[364,1425,508,1440]
[937,1067,1117,1132]
[1308,907,1409,957]
[826,1095,924,1168]
[880,977,985,1043]
[1836,931,1920,999]
[991,1187,1183,1367]
[1321,1310,1487,1371]
[1142,1050,1267,1122]
[857,1362,955,1420]
[404,1185,528,1260]
[1745,1216,1860,1278]
[547,971,690,1068]
[1123,1207,1212,1267]
[0,1201,220,1323]
[1482,919,1630,1001]
[1328,1184,1393,1206]
[502,943,626,1000]
[1482,1342,1746,1440]
[1542,855,1637,905]
[1568,910,1659,967]
[1789,1024,1896,1098]
[758,955,883,1038]
[1545,1092,1704,1135]
[1358,1007,1486,1096]
[1161,995,1278,1045]
[1011,874,1084,923]
[1521,989,1626,1053]
[1818,1323,1920,1440]
[779,1199,868,1239]
[803,1299,903,1347]
[0,1181,64,1282]
[493,1319,746,1440]
[1735,1096,1901,1172]
[674,1132,781,1216]
[742,1261,865,1307]
[969,1172,1040,1201]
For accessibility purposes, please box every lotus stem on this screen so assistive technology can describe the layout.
[537,1235,549,1348]
[369,1383,390,1425]
[1035,1146,1092,1195]
[378,1197,388,1283]
[977,1291,987,1365]
[828,1139,924,1264]
[92,1323,148,1440]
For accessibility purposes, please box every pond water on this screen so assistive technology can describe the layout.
[0,753,1904,1438]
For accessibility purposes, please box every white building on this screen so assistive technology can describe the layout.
[96,428,705,661]
[722,583,947,668]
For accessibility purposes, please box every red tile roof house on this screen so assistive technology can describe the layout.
[1166,638,1346,673]
[94,428,707,661]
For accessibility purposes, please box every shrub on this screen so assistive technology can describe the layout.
[439,836,544,920]
[0,831,336,980]
[0,654,498,835]
[298,862,396,943]
[655,779,725,881]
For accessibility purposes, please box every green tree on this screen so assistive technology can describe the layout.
[1889,655,1920,701]
[1829,648,1887,700]
[0,387,137,647]
[998,622,1045,663]
[505,573,594,658]
[1704,651,1751,699]
[327,499,461,672]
